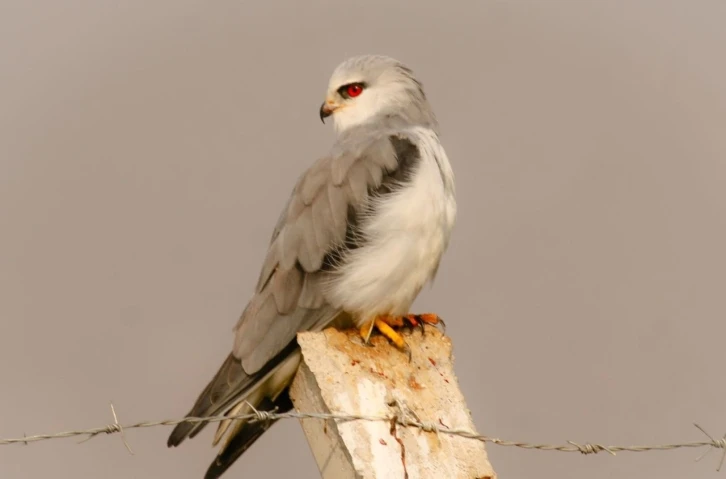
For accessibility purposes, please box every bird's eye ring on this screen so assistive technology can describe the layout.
[338,82,365,99]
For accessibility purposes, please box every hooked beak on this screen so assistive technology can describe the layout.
[319,101,336,123]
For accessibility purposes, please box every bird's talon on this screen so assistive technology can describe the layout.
[358,313,444,353]
[403,313,443,335]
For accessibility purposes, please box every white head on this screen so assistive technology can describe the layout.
[319,55,437,133]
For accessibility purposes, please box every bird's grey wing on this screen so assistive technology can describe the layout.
[167,127,421,461]
[232,128,417,373]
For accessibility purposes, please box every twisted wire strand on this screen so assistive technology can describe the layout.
[0,404,724,471]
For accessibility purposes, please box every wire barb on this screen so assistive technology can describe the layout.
[244,401,276,423]
[76,403,134,455]
[567,441,616,456]
[694,423,726,472]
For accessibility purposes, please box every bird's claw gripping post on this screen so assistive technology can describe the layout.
[359,314,444,361]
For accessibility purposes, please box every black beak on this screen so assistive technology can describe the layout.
[319,102,332,123]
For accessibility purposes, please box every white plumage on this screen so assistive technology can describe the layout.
[327,126,456,326]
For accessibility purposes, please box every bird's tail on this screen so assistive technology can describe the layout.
[167,342,301,479]
[204,391,293,479]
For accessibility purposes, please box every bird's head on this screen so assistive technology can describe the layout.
[319,55,437,133]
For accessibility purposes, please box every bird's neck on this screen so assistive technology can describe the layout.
[334,112,439,136]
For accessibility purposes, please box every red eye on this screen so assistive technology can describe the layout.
[346,83,363,97]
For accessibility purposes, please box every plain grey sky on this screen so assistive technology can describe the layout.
[1,1,725,478]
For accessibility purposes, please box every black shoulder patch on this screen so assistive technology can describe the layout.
[379,135,420,194]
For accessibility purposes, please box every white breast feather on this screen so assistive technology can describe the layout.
[326,127,457,326]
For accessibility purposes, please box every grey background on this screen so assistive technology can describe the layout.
[1,1,725,478]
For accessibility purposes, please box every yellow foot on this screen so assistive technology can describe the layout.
[358,313,444,351]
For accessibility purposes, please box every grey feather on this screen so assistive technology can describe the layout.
[325,181,348,242]
[299,272,326,309]
[298,159,329,205]
[311,186,334,252]
[272,266,302,314]
[239,306,335,374]
[297,207,320,272]
[343,159,371,205]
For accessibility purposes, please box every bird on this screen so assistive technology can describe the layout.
[166,54,457,479]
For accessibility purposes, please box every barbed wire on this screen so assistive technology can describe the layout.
[0,403,724,471]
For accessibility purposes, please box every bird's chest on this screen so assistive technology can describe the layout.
[328,145,456,320]
[374,159,454,269]
[373,155,455,281]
